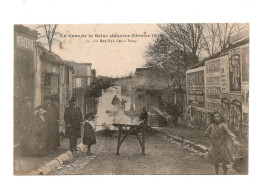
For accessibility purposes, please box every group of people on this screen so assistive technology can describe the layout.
[30,94,242,174]
[29,96,96,156]
[111,95,127,111]
[64,97,96,155]
[30,95,60,156]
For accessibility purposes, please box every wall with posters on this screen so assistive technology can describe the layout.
[186,67,206,129]
[229,48,241,92]
[186,36,249,141]
[205,56,229,113]
[204,43,249,140]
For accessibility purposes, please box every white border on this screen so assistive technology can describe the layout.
[1,0,260,184]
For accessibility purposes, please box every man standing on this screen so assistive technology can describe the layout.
[121,99,127,111]
[43,95,57,154]
[139,107,148,126]
[50,95,60,149]
[64,97,83,153]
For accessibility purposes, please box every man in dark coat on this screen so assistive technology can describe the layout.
[64,97,83,153]
[50,95,60,148]
[111,95,120,111]
[139,107,148,126]
[43,95,58,154]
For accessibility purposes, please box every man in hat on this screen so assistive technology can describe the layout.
[50,95,60,149]
[64,97,83,153]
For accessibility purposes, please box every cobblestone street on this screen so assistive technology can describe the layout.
[52,132,234,175]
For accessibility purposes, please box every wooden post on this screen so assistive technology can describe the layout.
[142,123,146,156]
[116,125,122,155]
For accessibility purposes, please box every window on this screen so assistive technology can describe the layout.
[43,73,51,87]
[76,78,82,88]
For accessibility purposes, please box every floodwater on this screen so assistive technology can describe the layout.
[90,86,140,131]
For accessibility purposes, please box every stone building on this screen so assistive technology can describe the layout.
[70,62,92,118]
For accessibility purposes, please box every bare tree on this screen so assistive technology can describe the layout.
[201,23,247,56]
[36,24,60,52]
[145,34,193,89]
[158,23,204,64]
[144,23,248,89]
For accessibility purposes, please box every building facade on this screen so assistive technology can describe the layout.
[14,25,75,145]
[14,25,38,145]
[70,62,92,118]
[35,45,74,132]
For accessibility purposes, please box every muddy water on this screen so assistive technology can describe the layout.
[93,86,139,131]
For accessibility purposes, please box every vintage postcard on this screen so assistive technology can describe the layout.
[14,23,249,175]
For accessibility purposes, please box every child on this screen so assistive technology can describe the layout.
[83,114,96,155]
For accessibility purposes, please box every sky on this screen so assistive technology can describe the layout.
[25,24,161,77]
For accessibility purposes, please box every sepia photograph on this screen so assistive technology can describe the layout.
[13,23,249,175]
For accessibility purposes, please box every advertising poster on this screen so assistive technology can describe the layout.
[230,99,242,133]
[241,45,249,82]
[205,58,222,111]
[220,55,229,93]
[186,68,205,108]
[229,48,241,92]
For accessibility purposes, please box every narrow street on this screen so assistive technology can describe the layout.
[51,86,218,175]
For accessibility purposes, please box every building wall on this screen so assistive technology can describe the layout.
[71,63,92,120]
[34,45,43,107]
[14,25,38,145]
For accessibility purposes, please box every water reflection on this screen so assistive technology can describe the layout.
[90,86,139,131]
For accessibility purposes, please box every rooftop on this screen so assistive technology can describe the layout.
[14,25,38,39]
[189,36,249,70]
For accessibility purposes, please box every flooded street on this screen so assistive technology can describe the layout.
[90,86,140,131]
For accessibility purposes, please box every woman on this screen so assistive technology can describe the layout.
[205,112,240,174]
[29,105,48,156]
[83,114,96,155]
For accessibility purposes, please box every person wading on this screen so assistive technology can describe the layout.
[111,95,120,111]
[64,97,83,154]
[205,112,240,174]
